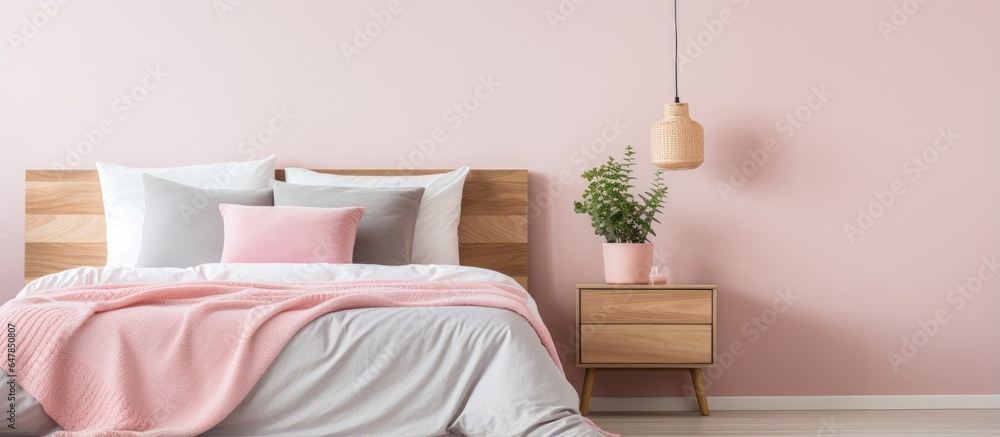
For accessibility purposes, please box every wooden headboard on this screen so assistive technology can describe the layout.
[24,169,528,289]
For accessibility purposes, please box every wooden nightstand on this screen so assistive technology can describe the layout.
[575,284,717,416]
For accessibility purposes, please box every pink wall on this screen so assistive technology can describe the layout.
[1,0,997,397]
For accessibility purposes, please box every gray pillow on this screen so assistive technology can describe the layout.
[271,181,424,265]
[136,174,273,268]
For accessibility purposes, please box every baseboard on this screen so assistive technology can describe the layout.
[589,395,1000,412]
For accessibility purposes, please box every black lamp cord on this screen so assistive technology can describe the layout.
[673,0,680,104]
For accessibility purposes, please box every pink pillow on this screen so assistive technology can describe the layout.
[219,204,365,264]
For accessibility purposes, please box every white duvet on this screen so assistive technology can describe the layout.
[7,264,601,437]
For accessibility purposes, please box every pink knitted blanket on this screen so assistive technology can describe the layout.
[0,280,610,436]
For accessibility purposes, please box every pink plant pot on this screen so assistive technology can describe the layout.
[602,243,654,285]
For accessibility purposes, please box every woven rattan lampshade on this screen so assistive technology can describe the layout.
[651,0,705,171]
[650,102,704,170]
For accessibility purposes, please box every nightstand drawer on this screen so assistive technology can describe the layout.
[580,289,712,324]
[581,324,712,364]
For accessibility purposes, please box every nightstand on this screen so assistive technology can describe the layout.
[575,284,717,416]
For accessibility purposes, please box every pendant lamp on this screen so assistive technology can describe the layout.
[650,0,704,170]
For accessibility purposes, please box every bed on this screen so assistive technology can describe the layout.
[6,168,609,436]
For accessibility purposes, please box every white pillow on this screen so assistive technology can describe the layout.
[284,167,469,265]
[96,156,276,268]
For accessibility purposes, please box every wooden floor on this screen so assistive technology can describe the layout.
[588,410,1000,436]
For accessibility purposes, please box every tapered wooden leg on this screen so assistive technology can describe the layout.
[580,368,597,415]
[689,368,710,416]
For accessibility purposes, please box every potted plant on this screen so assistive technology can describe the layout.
[574,145,668,285]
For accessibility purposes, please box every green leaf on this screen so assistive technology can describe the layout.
[572,144,669,242]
